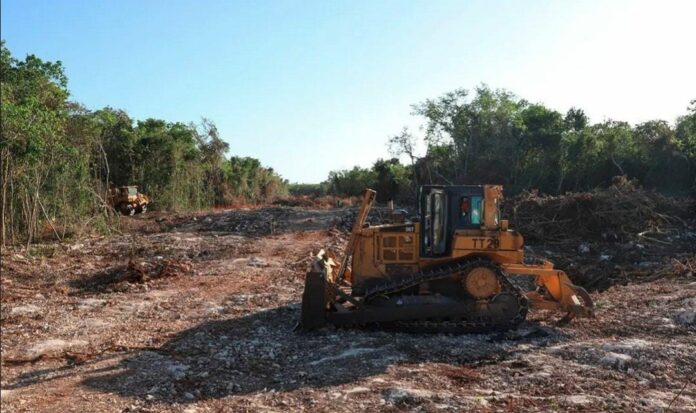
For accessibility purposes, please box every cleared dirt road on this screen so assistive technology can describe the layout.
[2,207,694,412]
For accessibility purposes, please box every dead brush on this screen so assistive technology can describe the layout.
[672,257,696,277]
[502,179,694,245]
[123,257,195,283]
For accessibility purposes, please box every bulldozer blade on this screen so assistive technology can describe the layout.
[552,280,594,319]
[515,267,595,319]
[569,285,594,318]
[556,288,594,326]
[299,271,328,331]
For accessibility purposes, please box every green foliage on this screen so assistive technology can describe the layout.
[372,158,411,202]
[323,158,413,203]
[675,101,696,188]
[3,40,693,246]
[222,156,287,203]
[325,85,696,201]
[1,43,287,246]
[2,41,73,245]
[327,166,377,198]
[288,183,329,197]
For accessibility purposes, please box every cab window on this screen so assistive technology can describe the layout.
[494,197,500,226]
[423,194,432,250]
[459,196,482,225]
[459,197,470,224]
[432,192,446,254]
[471,196,482,225]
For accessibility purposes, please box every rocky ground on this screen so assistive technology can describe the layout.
[1,206,695,412]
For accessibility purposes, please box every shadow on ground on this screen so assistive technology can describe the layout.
[77,303,566,404]
[67,266,130,294]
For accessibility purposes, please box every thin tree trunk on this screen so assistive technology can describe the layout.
[10,175,16,244]
[610,154,625,176]
[98,137,110,208]
[1,152,9,246]
[39,197,61,242]
[61,180,68,238]
[409,155,419,199]
[462,134,472,183]
[24,188,34,250]
[556,171,565,194]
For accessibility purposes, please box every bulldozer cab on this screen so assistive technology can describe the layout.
[110,186,138,199]
[420,185,501,258]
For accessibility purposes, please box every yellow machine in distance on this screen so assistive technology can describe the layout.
[108,185,150,216]
[300,185,594,332]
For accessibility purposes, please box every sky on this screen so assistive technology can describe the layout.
[2,1,695,183]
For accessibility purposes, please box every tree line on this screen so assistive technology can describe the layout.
[313,86,696,203]
[4,42,694,246]
[1,43,287,246]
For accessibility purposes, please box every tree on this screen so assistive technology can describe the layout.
[372,158,410,202]
[674,100,696,190]
[94,107,136,186]
[1,42,291,246]
[516,104,565,192]
[412,86,527,188]
[386,87,695,197]
[1,41,70,246]
[327,167,377,197]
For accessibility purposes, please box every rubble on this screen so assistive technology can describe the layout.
[382,387,426,405]
[600,352,633,370]
[336,206,410,232]
[273,195,357,209]
[674,309,696,326]
[9,304,41,316]
[1,202,695,412]
[27,339,89,359]
[77,298,107,310]
[246,257,269,268]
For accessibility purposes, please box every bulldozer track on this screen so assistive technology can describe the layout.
[355,258,529,333]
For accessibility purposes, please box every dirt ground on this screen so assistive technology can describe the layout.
[1,206,695,412]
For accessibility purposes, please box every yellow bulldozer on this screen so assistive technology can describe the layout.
[300,185,594,332]
[108,185,150,216]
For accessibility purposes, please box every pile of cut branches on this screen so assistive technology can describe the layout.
[503,181,694,244]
